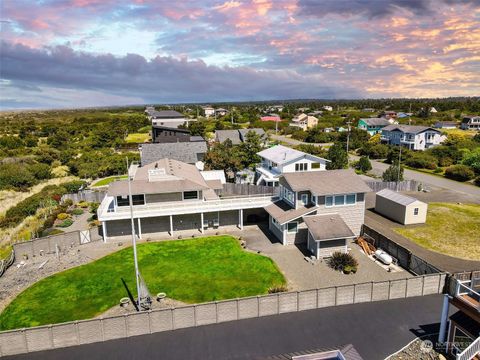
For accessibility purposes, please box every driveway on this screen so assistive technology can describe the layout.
[5,295,445,360]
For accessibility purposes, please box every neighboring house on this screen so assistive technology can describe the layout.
[430,107,438,113]
[215,108,228,116]
[323,106,333,111]
[268,105,284,112]
[375,189,427,225]
[434,121,457,129]
[215,128,266,145]
[148,110,190,128]
[203,106,215,117]
[380,111,397,119]
[139,142,207,167]
[255,145,328,187]
[152,126,204,143]
[97,159,274,241]
[381,125,446,150]
[461,116,480,130]
[308,110,323,117]
[264,169,371,257]
[396,112,409,119]
[290,113,319,131]
[357,118,391,135]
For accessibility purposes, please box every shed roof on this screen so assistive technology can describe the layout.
[304,214,355,241]
[382,124,440,135]
[376,189,424,206]
[140,142,207,166]
[283,169,371,196]
[264,200,318,224]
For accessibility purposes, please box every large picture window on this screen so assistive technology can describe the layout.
[295,163,308,172]
[183,191,199,200]
[311,162,321,169]
[326,194,356,207]
[116,194,145,207]
[284,188,295,204]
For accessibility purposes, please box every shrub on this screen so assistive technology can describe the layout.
[359,143,388,159]
[63,180,86,193]
[268,285,288,293]
[57,219,73,228]
[355,156,372,173]
[382,162,404,182]
[28,163,52,180]
[0,163,36,191]
[328,252,359,272]
[71,208,84,216]
[89,202,99,213]
[444,164,475,182]
[57,213,70,220]
[475,176,480,187]
[77,201,89,208]
[405,153,437,170]
[63,199,74,207]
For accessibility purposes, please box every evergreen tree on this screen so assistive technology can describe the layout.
[327,143,348,169]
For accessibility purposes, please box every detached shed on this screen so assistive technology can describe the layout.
[375,189,428,225]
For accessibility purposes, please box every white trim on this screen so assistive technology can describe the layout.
[137,218,142,239]
[287,221,299,234]
[325,193,357,208]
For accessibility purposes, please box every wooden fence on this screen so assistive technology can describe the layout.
[0,273,447,357]
[365,180,423,192]
[219,183,279,197]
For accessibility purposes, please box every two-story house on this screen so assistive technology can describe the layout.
[264,169,371,258]
[290,113,319,131]
[147,110,191,128]
[381,125,446,150]
[357,118,391,136]
[255,145,328,187]
[97,159,275,241]
[461,116,480,130]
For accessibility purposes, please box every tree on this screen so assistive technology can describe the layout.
[382,161,404,182]
[355,156,372,173]
[204,139,243,178]
[327,143,348,169]
[445,164,475,181]
[462,148,480,174]
[238,131,262,168]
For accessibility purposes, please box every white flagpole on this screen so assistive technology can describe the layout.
[126,157,141,309]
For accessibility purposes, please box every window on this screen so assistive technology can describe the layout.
[284,188,295,204]
[116,194,145,207]
[311,162,321,169]
[325,196,333,207]
[183,191,199,200]
[287,222,298,233]
[272,218,281,229]
[301,194,308,205]
[346,194,356,205]
[334,195,345,206]
[414,207,419,215]
[295,163,308,171]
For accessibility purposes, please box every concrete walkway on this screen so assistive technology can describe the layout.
[5,295,445,360]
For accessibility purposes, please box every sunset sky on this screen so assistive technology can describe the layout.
[1,0,480,109]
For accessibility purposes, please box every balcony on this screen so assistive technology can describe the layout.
[454,279,480,313]
[256,165,281,180]
[98,194,278,221]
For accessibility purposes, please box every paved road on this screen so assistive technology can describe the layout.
[350,155,480,197]
[6,295,445,360]
[269,134,333,148]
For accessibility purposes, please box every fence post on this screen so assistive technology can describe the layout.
[147,311,152,334]
[277,293,280,314]
[421,275,426,295]
[75,321,80,345]
[315,289,319,308]
[172,308,176,330]
[370,281,374,301]
[194,305,197,326]
[49,325,54,348]
[256,296,260,317]
[405,278,409,298]
[388,280,392,299]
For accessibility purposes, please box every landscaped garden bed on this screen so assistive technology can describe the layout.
[0,235,285,330]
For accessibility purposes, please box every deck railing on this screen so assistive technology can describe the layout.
[456,336,480,360]
[455,280,480,312]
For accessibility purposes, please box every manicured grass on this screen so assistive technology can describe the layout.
[125,133,150,143]
[394,203,480,260]
[0,236,285,330]
[91,175,127,187]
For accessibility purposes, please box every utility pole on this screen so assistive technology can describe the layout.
[346,120,352,154]
[396,145,402,191]
[126,157,141,309]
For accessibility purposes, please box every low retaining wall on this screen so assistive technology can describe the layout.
[13,228,102,260]
[0,273,447,356]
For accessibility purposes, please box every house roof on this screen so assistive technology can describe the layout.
[304,214,355,241]
[140,142,207,166]
[108,158,209,196]
[359,118,390,126]
[149,110,185,119]
[257,144,327,165]
[282,169,371,196]
[261,116,281,122]
[201,170,226,184]
[434,121,457,127]
[239,128,266,140]
[382,124,440,134]
[376,189,424,206]
[215,128,265,144]
[264,200,318,224]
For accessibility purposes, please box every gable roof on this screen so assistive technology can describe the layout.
[282,169,371,196]
[149,110,185,119]
[140,142,207,166]
[382,124,440,134]
[376,189,424,206]
[257,144,326,165]
[359,118,390,126]
[304,214,355,241]
[215,128,265,144]
[265,200,318,224]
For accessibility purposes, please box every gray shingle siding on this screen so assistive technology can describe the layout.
[140,142,207,166]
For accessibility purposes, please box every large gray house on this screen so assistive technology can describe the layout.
[264,169,371,258]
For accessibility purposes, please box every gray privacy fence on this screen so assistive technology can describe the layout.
[219,183,279,198]
[12,227,102,260]
[0,273,447,357]
[361,225,442,275]
[61,190,106,204]
[365,180,423,192]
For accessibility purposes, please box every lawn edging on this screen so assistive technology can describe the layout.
[0,272,448,357]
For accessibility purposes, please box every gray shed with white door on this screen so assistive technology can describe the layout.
[375,189,428,225]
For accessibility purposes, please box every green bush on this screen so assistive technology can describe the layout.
[28,163,52,180]
[405,153,437,170]
[355,156,372,173]
[56,213,70,220]
[0,163,36,191]
[77,201,89,208]
[328,252,359,272]
[62,180,86,193]
[57,219,73,228]
[382,162,404,182]
[71,208,84,216]
[444,164,475,182]
[89,202,99,213]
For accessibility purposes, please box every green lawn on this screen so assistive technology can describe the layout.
[0,236,285,330]
[394,203,480,261]
[125,133,150,143]
[91,175,128,187]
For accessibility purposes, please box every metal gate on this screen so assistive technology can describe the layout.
[80,230,91,244]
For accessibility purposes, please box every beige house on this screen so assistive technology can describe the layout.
[290,113,318,131]
[375,189,428,225]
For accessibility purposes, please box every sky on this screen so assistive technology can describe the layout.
[1,0,480,109]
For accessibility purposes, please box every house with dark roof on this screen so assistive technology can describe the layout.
[461,115,480,130]
[264,169,371,257]
[139,142,207,167]
[434,121,457,129]
[381,124,446,150]
[357,118,391,135]
[215,128,266,145]
[146,108,194,128]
